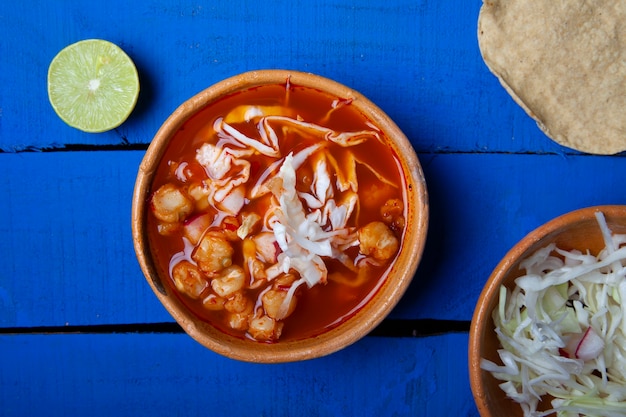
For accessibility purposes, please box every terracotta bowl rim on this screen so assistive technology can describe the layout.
[468,204,626,416]
[131,69,429,363]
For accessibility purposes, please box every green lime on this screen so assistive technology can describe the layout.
[47,39,140,133]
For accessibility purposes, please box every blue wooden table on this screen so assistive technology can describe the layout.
[3,1,624,416]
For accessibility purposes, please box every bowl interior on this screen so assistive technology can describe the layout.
[469,205,626,416]
[132,69,429,363]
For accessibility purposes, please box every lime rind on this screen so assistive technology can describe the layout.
[47,39,140,133]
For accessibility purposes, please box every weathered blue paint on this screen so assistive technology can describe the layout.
[2,151,626,328]
[2,0,566,154]
[1,332,478,417]
[1,0,621,415]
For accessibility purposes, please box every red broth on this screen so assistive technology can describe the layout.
[147,81,406,342]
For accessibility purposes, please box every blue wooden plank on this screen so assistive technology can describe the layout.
[0,151,172,327]
[394,152,626,320]
[0,0,567,154]
[3,151,626,328]
[7,2,619,417]
[0,332,478,417]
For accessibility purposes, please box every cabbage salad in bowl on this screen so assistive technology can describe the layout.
[482,212,626,417]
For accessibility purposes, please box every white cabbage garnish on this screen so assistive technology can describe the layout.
[249,143,325,200]
[260,115,378,147]
[196,142,232,179]
[194,111,386,325]
[196,142,251,211]
[272,153,332,287]
[218,120,280,157]
[482,212,626,417]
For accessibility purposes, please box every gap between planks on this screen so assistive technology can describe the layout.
[2,142,621,156]
[0,319,470,338]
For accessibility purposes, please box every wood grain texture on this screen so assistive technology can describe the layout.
[2,0,568,154]
[0,332,478,417]
[3,151,626,328]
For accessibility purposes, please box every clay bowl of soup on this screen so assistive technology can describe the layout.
[469,205,626,416]
[132,69,428,363]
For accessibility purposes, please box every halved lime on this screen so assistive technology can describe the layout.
[47,39,140,133]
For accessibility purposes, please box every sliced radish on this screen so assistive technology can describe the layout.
[253,232,280,263]
[183,213,213,245]
[575,327,605,360]
[563,327,604,361]
[558,348,571,359]
[217,185,246,215]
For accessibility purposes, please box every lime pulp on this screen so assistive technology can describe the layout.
[47,39,140,133]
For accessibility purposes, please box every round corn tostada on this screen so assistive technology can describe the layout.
[478,0,626,155]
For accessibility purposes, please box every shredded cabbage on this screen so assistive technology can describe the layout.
[272,153,332,285]
[191,108,389,334]
[481,212,626,417]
